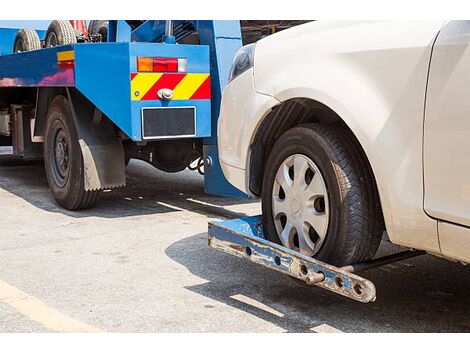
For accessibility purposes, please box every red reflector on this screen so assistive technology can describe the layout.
[58,60,75,69]
[153,58,178,72]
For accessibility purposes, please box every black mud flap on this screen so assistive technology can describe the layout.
[67,88,125,191]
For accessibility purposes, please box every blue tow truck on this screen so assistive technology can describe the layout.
[0,20,244,210]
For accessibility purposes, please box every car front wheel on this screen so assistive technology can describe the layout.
[262,123,383,266]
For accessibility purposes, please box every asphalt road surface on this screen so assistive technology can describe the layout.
[1,158,469,332]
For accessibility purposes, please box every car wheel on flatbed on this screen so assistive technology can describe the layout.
[44,95,101,210]
[13,28,41,52]
[44,20,77,48]
[262,123,383,266]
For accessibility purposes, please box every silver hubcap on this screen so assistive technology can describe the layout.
[272,154,329,256]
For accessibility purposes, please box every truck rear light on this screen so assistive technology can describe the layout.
[177,58,187,72]
[137,57,187,73]
[137,57,154,72]
[153,58,177,72]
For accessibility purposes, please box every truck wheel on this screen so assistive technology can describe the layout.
[88,20,108,42]
[13,28,41,52]
[44,95,101,210]
[262,124,383,266]
[45,20,77,48]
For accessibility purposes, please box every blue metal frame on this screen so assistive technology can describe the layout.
[197,21,247,197]
[76,42,212,141]
[0,44,73,86]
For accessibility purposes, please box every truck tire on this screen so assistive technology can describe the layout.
[13,28,41,52]
[261,123,383,266]
[45,20,77,48]
[88,20,108,42]
[44,95,101,210]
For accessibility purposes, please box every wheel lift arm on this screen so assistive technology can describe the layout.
[208,216,426,303]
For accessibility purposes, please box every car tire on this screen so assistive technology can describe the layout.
[262,123,383,266]
[44,95,101,210]
[13,28,41,52]
[45,20,77,48]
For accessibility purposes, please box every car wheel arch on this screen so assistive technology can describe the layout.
[247,97,384,228]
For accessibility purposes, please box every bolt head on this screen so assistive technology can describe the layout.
[157,88,174,100]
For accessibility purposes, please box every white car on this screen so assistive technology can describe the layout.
[218,20,470,266]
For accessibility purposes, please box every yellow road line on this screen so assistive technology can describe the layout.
[0,280,103,333]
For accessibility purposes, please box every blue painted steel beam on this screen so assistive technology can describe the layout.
[197,20,247,198]
[0,45,75,86]
[107,21,132,42]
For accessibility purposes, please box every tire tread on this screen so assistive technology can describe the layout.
[14,28,41,52]
[45,20,77,47]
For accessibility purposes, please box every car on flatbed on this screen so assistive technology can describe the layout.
[218,20,470,266]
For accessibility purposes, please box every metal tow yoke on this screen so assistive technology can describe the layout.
[208,215,425,303]
[209,216,376,303]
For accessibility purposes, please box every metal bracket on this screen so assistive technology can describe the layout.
[208,216,426,303]
[209,216,376,303]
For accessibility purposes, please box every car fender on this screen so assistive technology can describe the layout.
[253,20,446,253]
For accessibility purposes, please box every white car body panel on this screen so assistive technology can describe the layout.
[218,20,470,262]
[439,222,470,264]
[219,68,279,192]
[424,21,470,228]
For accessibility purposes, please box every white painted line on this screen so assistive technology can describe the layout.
[311,323,343,333]
[0,280,103,333]
[156,201,185,211]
